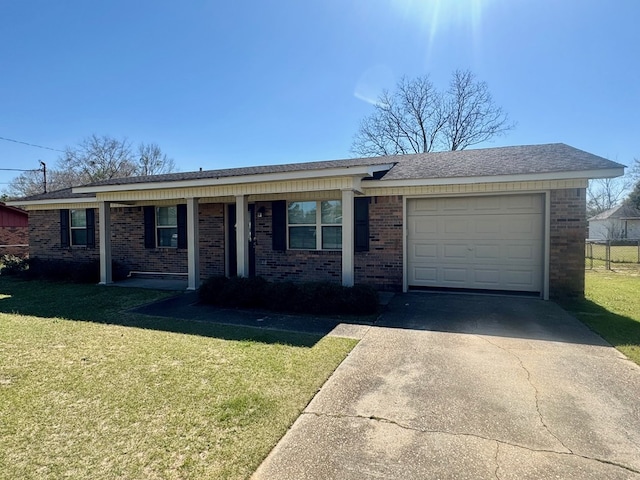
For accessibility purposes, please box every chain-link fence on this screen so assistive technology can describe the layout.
[585,240,640,270]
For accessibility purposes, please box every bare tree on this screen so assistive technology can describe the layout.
[136,143,176,176]
[352,76,446,156]
[587,177,631,217]
[352,70,514,157]
[58,134,137,184]
[5,134,176,198]
[443,70,514,151]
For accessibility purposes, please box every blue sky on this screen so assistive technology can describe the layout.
[0,0,638,191]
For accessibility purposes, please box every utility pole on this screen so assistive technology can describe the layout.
[39,161,47,193]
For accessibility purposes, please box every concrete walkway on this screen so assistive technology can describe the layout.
[252,293,640,479]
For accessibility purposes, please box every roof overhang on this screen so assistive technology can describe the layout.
[376,167,625,188]
[73,164,395,194]
[7,196,98,208]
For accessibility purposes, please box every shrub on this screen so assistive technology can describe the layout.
[20,258,130,284]
[0,255,28,276]
[199,276,378,315]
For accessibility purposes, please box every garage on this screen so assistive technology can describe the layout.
[407,194,544,293]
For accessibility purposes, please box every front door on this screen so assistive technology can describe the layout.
[227,204,256,277]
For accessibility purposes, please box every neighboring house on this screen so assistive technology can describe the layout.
[9,143,624,299]
[588,204,640,240]
[0,202,28,257]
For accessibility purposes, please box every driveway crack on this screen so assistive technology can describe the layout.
[476,335,573,454]
[494,441,501,480]
[303,411,640,475]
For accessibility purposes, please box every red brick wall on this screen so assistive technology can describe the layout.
[29,205,226,280]
[28,190,587,296]
[198,203,226,278]
[549,188,587,297]
[0,226,28,257]
[29,210,99,263]
[254,201,343,283]
[355,195,403,291]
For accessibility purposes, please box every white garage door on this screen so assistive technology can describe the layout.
[407,194,544,293]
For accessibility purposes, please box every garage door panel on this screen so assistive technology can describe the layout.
[407,195,543,292]
[413,243,438,259]
[443,244,470,260]
[413,266,437,282]
[442,267,468,283]
[474,268,501,286]
[474,245,500,260]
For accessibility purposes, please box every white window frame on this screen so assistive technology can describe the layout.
[69,209,87,246]
[287,200,342,251]
[156,206,178,248]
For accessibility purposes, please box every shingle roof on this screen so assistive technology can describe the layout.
[79,156,398,188]
[589,204,640,221]
[379,143,623,180]
[17,187,95,202]
[11,143,624,202]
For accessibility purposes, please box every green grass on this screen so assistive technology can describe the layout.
[562,270,640,365]
[0,278,357,480]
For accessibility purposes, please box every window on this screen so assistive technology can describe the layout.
[70,209,88,246]
[156,206,178,247]
[288,200,342,250]
[60,208,95,248]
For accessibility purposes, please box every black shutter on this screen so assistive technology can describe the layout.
[60,209,70,248]
[86,208,96,248]
[272,200,287,251]
[354,197,370,252]
[177,204,187,249]
[143,206,155,249]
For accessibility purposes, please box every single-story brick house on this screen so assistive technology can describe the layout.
[0,202,28,257]
[10,143,624,299]
[588,204,640,240]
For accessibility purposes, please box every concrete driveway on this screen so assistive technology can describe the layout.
[252,293,640,479]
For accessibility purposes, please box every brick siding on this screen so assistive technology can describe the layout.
[29,205,226,279]
[549,188,587,297]
[28,190,588,296]
[0,226,28,257]
[355,195,403,291]
[29,210,99,264]
[254,201,343,283]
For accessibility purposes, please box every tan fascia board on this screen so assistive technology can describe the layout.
[375,167,625,188]
[7,197,98,209]
[73,164,396,195]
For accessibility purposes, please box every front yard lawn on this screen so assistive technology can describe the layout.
[563,270,640,365]
[0,278,356,479]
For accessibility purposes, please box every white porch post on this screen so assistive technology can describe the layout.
[235,195,249,277]
[341,189,355,287]
[98,201,112,285]
[187,197,200,290]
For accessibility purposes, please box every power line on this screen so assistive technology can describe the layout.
[0,135,64,153]
[0,168,42,172]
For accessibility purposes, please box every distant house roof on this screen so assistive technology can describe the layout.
[11,143,625,203]
[589,204,640,221]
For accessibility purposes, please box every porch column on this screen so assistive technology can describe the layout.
[341,189,355,287]
[187,197,200,290]
[98,201,112,285]
[235,195,250,277]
